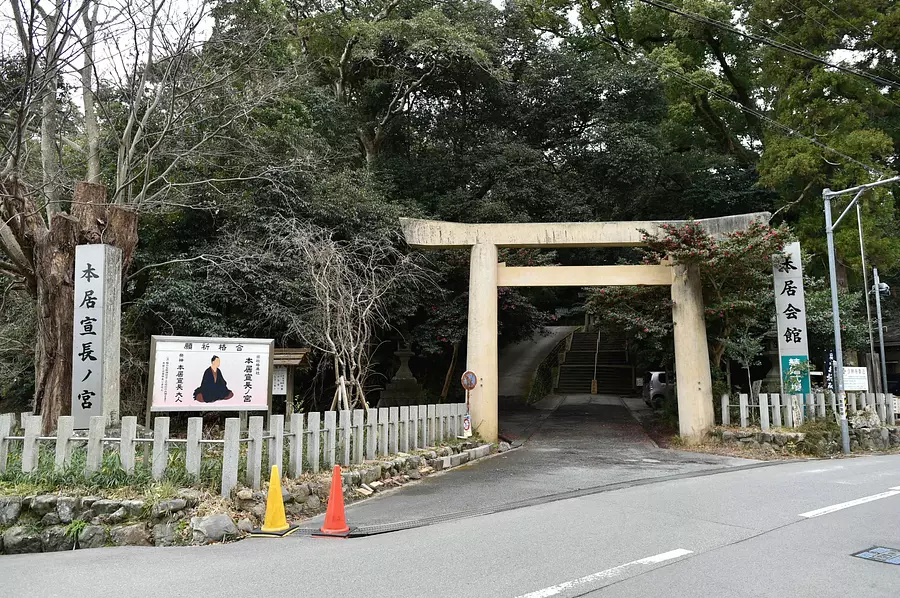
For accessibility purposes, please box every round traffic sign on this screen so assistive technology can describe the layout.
[461,370,478,391]
[463,416,471,431]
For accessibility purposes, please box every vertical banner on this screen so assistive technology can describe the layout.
[71,244,123,429]
[773,242,811,395]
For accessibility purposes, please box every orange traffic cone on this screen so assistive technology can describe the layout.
[314,465,352,538]
[250,465,298,537]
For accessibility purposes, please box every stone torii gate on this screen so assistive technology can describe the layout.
[400,213,770,443]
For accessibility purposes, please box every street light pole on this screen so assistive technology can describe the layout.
[857,203,879,392]
[822,174,900,454]
[823,190,851,454]
[873,268,890,422]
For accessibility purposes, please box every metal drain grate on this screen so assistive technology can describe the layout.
[852,547,900,565]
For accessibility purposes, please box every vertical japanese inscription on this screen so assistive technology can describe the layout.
[71,245,107,428]
[772,242,811,394]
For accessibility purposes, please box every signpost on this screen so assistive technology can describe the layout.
[773,242,812,396]
[461,370,477,438]
[147,336,274,420]
[71,244,122,429]
[842,367,870,392]
[271,366,288,395]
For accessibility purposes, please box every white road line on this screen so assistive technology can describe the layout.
[513,549,693,598]
[798,490,900,519]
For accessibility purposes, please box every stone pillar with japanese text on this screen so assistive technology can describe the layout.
[71,244,122,429]
[773,242,811,395]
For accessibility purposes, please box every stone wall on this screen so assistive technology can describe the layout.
[0,442,495,555]
[710,426,900,456]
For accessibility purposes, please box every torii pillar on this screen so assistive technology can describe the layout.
[400,213,770,443]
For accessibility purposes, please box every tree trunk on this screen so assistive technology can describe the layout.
[440,341,460,399]
[82,5,101,183]
[32,182,138,433]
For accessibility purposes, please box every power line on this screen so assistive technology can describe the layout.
[634,0,900,90]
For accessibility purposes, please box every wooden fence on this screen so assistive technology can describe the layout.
[0,403,469,497]
[721,392,898,430]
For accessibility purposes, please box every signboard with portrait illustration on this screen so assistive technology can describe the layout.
[148,336,274,412]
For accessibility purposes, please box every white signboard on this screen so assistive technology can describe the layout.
[149,336,273,411]
[71,244,122,429]
[271,366,288,395]
[773,242,811,394]
[843,367,870,392]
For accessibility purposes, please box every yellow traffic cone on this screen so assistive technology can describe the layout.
[250,465,299,537]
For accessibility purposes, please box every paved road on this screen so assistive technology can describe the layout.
[497,326,576,399]
[299,394,754,528]
[7,454,900,597]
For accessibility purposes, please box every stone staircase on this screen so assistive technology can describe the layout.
[556,331,634,395]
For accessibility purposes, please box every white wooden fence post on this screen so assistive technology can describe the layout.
[720,394,729,426]
[888,395,896,426]
[816,393,826,419]
[339,410,351,466]
[419,405,428,447]
[352,409,364,464]
[739,393,749,428]
[247,416,264,490]
[54,416,74,470]
[409,406,419,451]
[186,417,202,478]
[759,394,770,431]
[308,412,321,473]
[86,415,106,475]
[427,405,436,445]
[221,418,240,497]
[269,414,285,475]
[771,394,782,428]
[151,416,169,480]
[378,408,389,456]
[21,415,41,473]
[866,392,876,417]
[365,409,377,461]
[785,394,794,427]
[0,413,13,473]
[399,406,409,453]
[794,395,804,426]
[806,393,815,420]
[828,391,837,415]
[324,411,337,468]
[119,416,137,474]
[876,394,886,423]
[848,391,857,414]
[388,407,399,454]
[288,413,304,477]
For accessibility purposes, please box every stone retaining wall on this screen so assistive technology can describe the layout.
[0,442,495,555]
[710,426,900,456]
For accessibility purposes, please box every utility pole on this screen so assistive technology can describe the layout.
[823,175,900,455]
[873,268,890,423]
[857,203,879,392]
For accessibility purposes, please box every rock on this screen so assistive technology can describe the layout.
[176,488,203,506]
[292,484,311,503]
[151,499,187,520]
[42,512,62,526]
[360,466,381,485]
[31,494,58,516]
[3,526,42,554]
[251,503,267,520]
[190,514,239,544]
[281,487,294,503]
[236,488,253,501]
[850,407,880,429]
[0,496,23,526]
[91,499,122,515]
[41,526,75,552]
[110,523,151,546]
[79,509,95,523]
[745,440,761,449]
[81,496,101,508]
[56,497,77,524]
[759,433,774,444]
[77,525,108,549]
[498,441,511,453]
[99,507,128,525]
[152,523,176,547]
[237,518,254,533]
[408,469,422,480]
[306,495,321,510]
[881,428,890,445]
[122,500,145,518]
[772,434,787,447]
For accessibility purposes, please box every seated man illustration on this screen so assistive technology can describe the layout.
[193,356,234,403]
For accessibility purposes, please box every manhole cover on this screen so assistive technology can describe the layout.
[852,547,900,565]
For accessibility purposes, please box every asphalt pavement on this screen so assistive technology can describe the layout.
[6,452,900,597]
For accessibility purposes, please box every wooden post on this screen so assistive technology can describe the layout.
[365,409,377,461]
[427,405,436,446]
[221,418,240,497]
[119,416,137,474]
[324,411,336,469]
[269,414,285,475]
[785,394,794,428]
[876,393,886,423]
[85,415,106,474]
[816,393,826,419]
[185,417,202,478]
[308,411,321,474]
[378,408,389,456]
[151,416,170,480]
[339,410,351,466]
[758,394,770,431]
[771,394,782,428]
[288,413,304,477]
[794,395,804,426]
[739,393,748,428]
[866,392,877,416]
[388,407,399,454]
[399,406,409,453]
[848,391,857,414]
[352,409,364,465]
[21,415,41,473]
[828,390,837,415]
[248,416,264,489]
[409,406,419,450]
[54,416,75,470]
[0,413,13,473]
[720,394,729,426]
